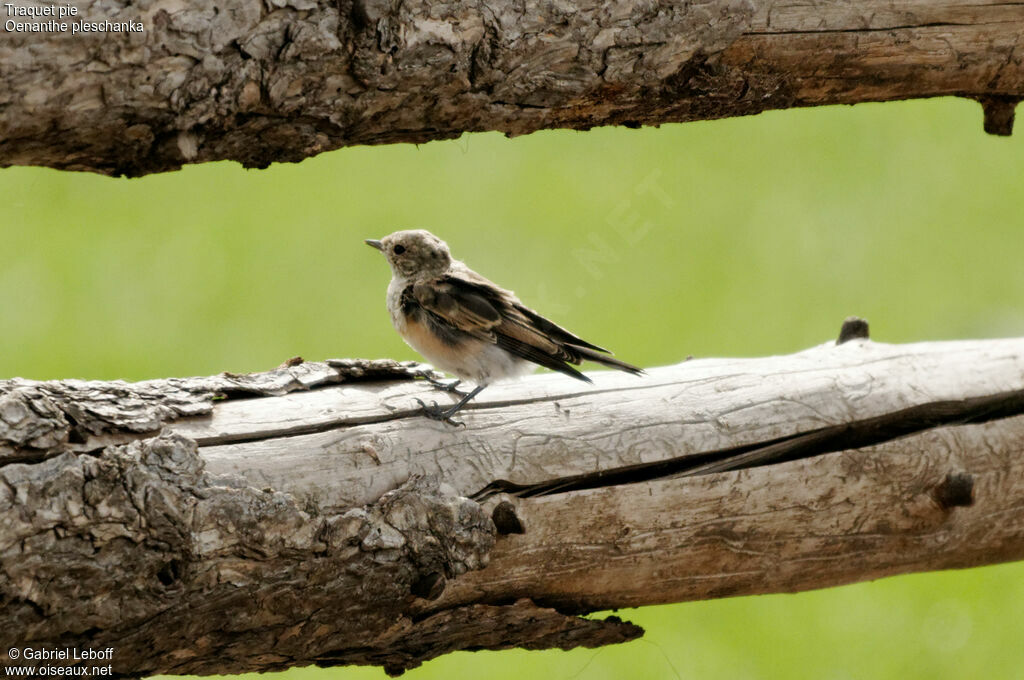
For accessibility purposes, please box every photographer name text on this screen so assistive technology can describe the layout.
[8,649,113,662]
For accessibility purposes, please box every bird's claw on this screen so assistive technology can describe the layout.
[414,398,465,427]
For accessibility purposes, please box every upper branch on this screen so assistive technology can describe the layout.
[3,0,1023,175]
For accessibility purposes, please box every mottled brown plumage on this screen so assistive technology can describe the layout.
[366,229,642,423]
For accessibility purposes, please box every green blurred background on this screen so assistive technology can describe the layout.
[2,97,1023,679]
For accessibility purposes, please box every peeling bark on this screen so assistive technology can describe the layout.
[0,433,634,676]
[2,0,1022,175]
[1,333,1023,675]
[0,358,435,463]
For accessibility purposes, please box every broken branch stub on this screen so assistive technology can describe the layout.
[1,335,1023,675]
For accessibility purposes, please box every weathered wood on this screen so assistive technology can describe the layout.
[1,335,1023,676]
[428,416,1024,615]
[2,0,1022,176]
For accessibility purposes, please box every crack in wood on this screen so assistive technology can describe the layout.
[749,21,970,37]
[189,381,659,446]
[472,388,1024,500]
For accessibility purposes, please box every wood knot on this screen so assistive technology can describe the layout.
[410,572,446,600]
[933,472,974,509]
[836,317,870,344]
[492,501,525,535]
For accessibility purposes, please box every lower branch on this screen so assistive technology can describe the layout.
[1,328,1023,675]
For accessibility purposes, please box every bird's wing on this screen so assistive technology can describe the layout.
[449,262,610,353]
[411,279,502,340]
[499,302,642,377]
[509,303,609,353]
[414,274,592,382]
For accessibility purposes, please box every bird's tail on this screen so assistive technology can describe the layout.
[566,344,645,376]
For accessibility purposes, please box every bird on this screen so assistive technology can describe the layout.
[365,229,643,424]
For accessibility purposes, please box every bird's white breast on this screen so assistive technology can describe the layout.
[385,276,408,333]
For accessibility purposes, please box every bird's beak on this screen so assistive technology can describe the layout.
[365,239,384,251]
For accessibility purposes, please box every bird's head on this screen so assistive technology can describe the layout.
[366,229,452,279]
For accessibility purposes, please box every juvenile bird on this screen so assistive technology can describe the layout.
[366,229,643,424]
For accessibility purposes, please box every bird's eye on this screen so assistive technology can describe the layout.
[393,244,406,255]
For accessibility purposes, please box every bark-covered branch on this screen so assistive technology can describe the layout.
[2,0,1022,176]
[2,329,1024,676]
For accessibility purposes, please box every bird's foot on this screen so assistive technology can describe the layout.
[424,376,469,397]
[414,398,466,427]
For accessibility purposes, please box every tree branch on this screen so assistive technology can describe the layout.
[2,330,1023,676]
[3,0,1023,175]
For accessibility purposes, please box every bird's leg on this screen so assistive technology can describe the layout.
[415,385,486,426]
